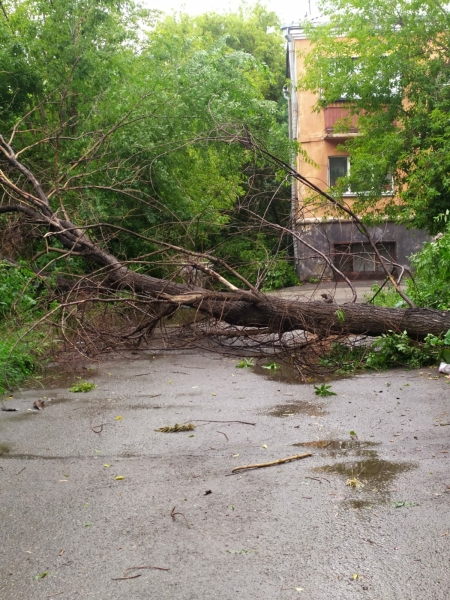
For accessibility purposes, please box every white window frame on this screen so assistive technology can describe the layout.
[328,156,394,197]
[328,156,351,193]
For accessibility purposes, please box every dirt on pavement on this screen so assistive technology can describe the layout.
[0,350,449,600]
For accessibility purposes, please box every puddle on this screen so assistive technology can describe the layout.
[293,439,379,457]
[296,438,417,507]
[252,362,303,385]
[31,369,98,390]
[250,359,351,385]
[267,401,325,418]
[315,458,415,485]
[314,458,416,506]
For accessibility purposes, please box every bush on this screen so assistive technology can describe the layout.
[216,235,299,291]
[364,331,439,370]
[320,329,450,376]
[0,261,38,317]
[407,221,450,309]
[365,284,407,308]
[0,261,52,392]
[0,337,38,393]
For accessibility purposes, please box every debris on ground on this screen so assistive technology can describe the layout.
[232,452,312,473]
[156,423,195,433]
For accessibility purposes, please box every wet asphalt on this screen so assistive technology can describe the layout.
[0,350,449,600]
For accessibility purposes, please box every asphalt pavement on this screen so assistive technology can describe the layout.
[0,350,449,600]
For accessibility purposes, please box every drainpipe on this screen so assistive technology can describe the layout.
[284,30,300,274]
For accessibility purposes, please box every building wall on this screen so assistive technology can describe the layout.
[282,26,430,280]
[296,220,429,281]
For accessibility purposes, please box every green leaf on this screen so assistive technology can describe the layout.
[262,362,280,370]
[69,382,97,393]
[314,383,337,397]
[236,358,254,368]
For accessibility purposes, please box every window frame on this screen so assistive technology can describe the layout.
[333,241,397,275]
[328,155,394,196]
[328,155,351,192]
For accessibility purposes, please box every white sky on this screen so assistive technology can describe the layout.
[143,0,320,26]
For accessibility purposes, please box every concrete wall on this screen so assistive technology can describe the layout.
[295,220,430,281]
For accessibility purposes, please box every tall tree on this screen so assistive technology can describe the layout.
[0,0,289,275]
[300,0,450,233]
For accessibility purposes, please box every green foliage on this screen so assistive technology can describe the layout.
[0,262,37,317]
[314,383,337,396]
[69,381,97,393]
[0,262,54,393]
[335,308,345,324]
[406,220,450,309]
[154,4,286,102]
[261,252,298,291]
[236,358,254,368]
[364,331,437,370]
[262,361,280,370]
[215,235,298,291]
[301,0,450,232]
[365,284,407,308]
[0,0,289,283]
[320,327,450,374]
[319,343,368,374]
[0,336,36,394]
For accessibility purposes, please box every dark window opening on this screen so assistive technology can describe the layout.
[329,156,349,188]
[334,242,396,278]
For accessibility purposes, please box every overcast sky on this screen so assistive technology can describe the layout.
[143,0,320,26]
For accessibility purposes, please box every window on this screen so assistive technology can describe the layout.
[334,242,396,273]
[329,156,394,195]
[382,173,394,194]
[329,156,349,188]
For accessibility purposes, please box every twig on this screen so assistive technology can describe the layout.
[306,476,330,484]
[125,565,170,572]
[134,373,159,378]
[217,431,229,441]
[112,574,142,581]
[191,419,256,426]
[43,592,65,598]
[231,452,312,473]
[16,467,26,476]
[170,505,190,528]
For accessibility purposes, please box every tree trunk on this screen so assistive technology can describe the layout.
[1,134,449,341]
[102,269,450,338]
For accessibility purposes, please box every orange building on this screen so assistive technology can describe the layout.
[281,24,429,281]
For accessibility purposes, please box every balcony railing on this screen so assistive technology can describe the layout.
[324,105,359,137]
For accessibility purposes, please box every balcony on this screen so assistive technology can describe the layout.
[324,104,359,138]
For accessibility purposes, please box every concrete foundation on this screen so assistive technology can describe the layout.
[295,220,430,281]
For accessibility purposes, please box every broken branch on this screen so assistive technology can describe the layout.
[232,452,312,473]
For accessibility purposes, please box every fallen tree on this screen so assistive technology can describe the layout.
[1,134,450,345]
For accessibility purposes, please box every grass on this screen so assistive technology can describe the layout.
[0,330,43,393]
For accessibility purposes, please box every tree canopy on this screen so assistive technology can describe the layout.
[300,0,450,233]
[0,0,290,277]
